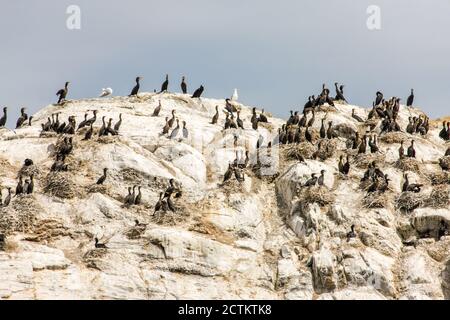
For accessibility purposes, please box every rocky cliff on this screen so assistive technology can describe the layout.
[0,92,448,300]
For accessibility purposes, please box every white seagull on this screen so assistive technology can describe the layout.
[99,88,113,97]
[231,88,238,101]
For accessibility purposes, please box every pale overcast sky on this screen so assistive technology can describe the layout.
[1,0,449,127]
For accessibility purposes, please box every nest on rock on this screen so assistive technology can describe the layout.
[43,171,79,199]
[124,224,147,240]
[354,153,385,169]
[428,171,450,185]
[396,192,425,212]
[394,157,422,174]
[284,142,315,161]
[378,132,408,144]
[362,192,390,209]
[0,195,40,235]
[150,208,190,226]
[315,139,338,161]
[425,185,449,208]
[297,186,335,207]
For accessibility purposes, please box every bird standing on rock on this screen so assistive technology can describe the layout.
[96,168,108,185]
[181,76,187,94]
[129,77,142,97]
[160,74,169,93]
[56,82,70,104]
[191,85,204,98]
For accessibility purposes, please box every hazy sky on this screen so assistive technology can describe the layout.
[1,0,449,127]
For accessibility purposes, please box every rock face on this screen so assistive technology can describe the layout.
[0,92,448,300]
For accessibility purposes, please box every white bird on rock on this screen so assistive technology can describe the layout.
[99,88,113,97]
[231,88,238,101]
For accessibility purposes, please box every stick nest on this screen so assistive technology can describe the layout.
[379,132,408,144]
[315,139,338,161]
[396,192,425,212]
[0,196,40,235]
[297,186,335,207]
[284,143,315,161]
[43,172,80,199]
[362,192,390,208]
[425,185,449,208]
[395,157,422,173]
[354,153,385,169]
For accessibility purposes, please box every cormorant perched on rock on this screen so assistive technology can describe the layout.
[96,168,108,185]
[182,121,188,139]
[56,82,70,104]
[166,193,176,212]
[407,140,416,158]
[318,170,325,186]
[15,176,23,196]
[343,155,350,175]
[94,237,108,249]
[346,225,356,241]
[114,114,122,131]
[83,123,93,140]
[402,174,423,193]
[298,113,307,127]
[304,173,318,187]
[326,121,334,139]
[368,135,379,153]
[375,91,383,106]
[211,106,219,124]
[170,119,180,139]
[77,113,88,130]
[181,76,187,94]
[134,186,142,205]
[191,85,204,98]
[351,109,364,123]
[168,110,176,128]
[259,109,268,123]
[319,118,326,139]
[27,175,34,194]
[84,110,98,127]
[3,188,11,207]
[407,89,414,106]
[236,110,244,129]
[358,135,367,154]
[305,125,312,143]
[159,74,169,93]
[334,83,347,102]
[251,116,259,130]
[398,141,405,159]
[0,107,7,127]
[152,101,162,117]
[98,116,106,136]
[24,158,33,166]
[223,164,233,183]
[16,107,28,128]
[162,117,170,135]
[129,77,142,96]
[105,118,118,136]
[164,179,177,199]
[439,121,449,140]
[154,192,164,213]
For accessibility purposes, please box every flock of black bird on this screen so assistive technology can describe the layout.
[0,76,449,250]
